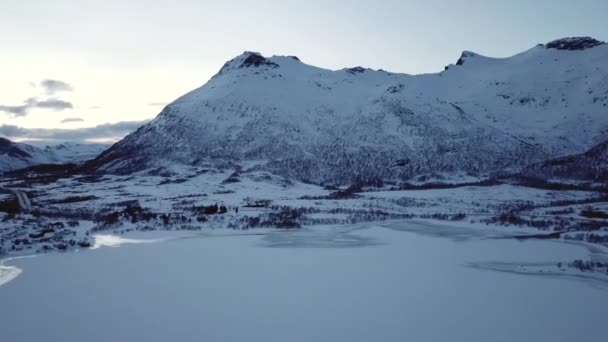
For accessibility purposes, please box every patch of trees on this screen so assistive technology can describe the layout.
[29,228,55,239]
[241,207,304,229]
[0,197,19,214]
[580,207,608,219]
[565,233,608,244]
[192,204,228,215]
[398,178,500,191]
[420,213,467,221]
[77,240,92,248]
[578,220,608,231]
[49,195,98,204]
[513,176,608,192]
[569,260,608,273]
[483,212,571,231]
[98,203,158,226]
[159,178,189,185]
[264,207,302,228]
[492,212,527,226]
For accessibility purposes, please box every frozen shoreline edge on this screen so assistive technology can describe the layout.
[1,219,606,288]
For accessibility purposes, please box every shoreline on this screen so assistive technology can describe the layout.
[2,219,607,288]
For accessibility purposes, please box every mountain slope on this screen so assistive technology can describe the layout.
[520,139,608,182]
[86,37,608,185]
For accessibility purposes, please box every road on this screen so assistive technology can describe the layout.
[13,190,32,211]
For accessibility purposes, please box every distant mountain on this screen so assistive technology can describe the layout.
[0,138,108,173]
[85,37,608,185]
[0,137,55,173]
[41,142,109,164]
[520,139,608,182]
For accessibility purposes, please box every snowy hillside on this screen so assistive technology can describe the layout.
[0,138,108,173]
[521,139,608,182]
[86,37,608,185]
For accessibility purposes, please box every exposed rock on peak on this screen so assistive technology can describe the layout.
[215,51,279,77]
[455,51,478,66]
[545,37,605,51]
[345,66,366,74]
[239,52,279,68]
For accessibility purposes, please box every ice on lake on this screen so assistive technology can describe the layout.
[1,221,606,342]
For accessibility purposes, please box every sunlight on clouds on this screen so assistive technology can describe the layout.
[0,53,216,129]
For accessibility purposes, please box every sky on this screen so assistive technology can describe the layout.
[1,0,607,142]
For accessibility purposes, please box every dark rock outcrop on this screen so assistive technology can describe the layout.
[545,37,605,51]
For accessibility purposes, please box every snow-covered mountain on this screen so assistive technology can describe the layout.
[0,138,108,173]
[86,37,608,185]
[0,138,56,173]
[41,142,109,164]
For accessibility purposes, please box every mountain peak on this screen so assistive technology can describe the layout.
[215,51,279,77]
[544,37,605,51]
[239,51,279,68]
[455,51,480,66]
[345,66,367,74]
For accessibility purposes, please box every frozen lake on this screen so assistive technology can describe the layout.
[1,222,607,342]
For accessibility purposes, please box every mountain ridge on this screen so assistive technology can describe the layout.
[0,138,108,173]
[82,37,608,185]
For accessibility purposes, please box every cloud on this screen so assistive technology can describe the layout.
[148,102,168,107]
[40,79,73,95]
[33,98,73,111]
[60,117,85,124]
[0,104,28,116]
[89,106,101,110]
[0,120,150,143]
[0,97,73,117]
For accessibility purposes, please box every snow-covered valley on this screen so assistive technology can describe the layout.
[1,166,607,282]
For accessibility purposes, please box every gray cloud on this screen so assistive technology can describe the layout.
[34,98,73,111]
[0,104,28,116]
[60,117,85,124]
[148,102,168,107]
[0,97,73,117]
[41,79,74,95]
[0,120,150,143]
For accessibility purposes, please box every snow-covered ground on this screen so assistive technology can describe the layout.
[1,168,606,267]
[0,222,606,342]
